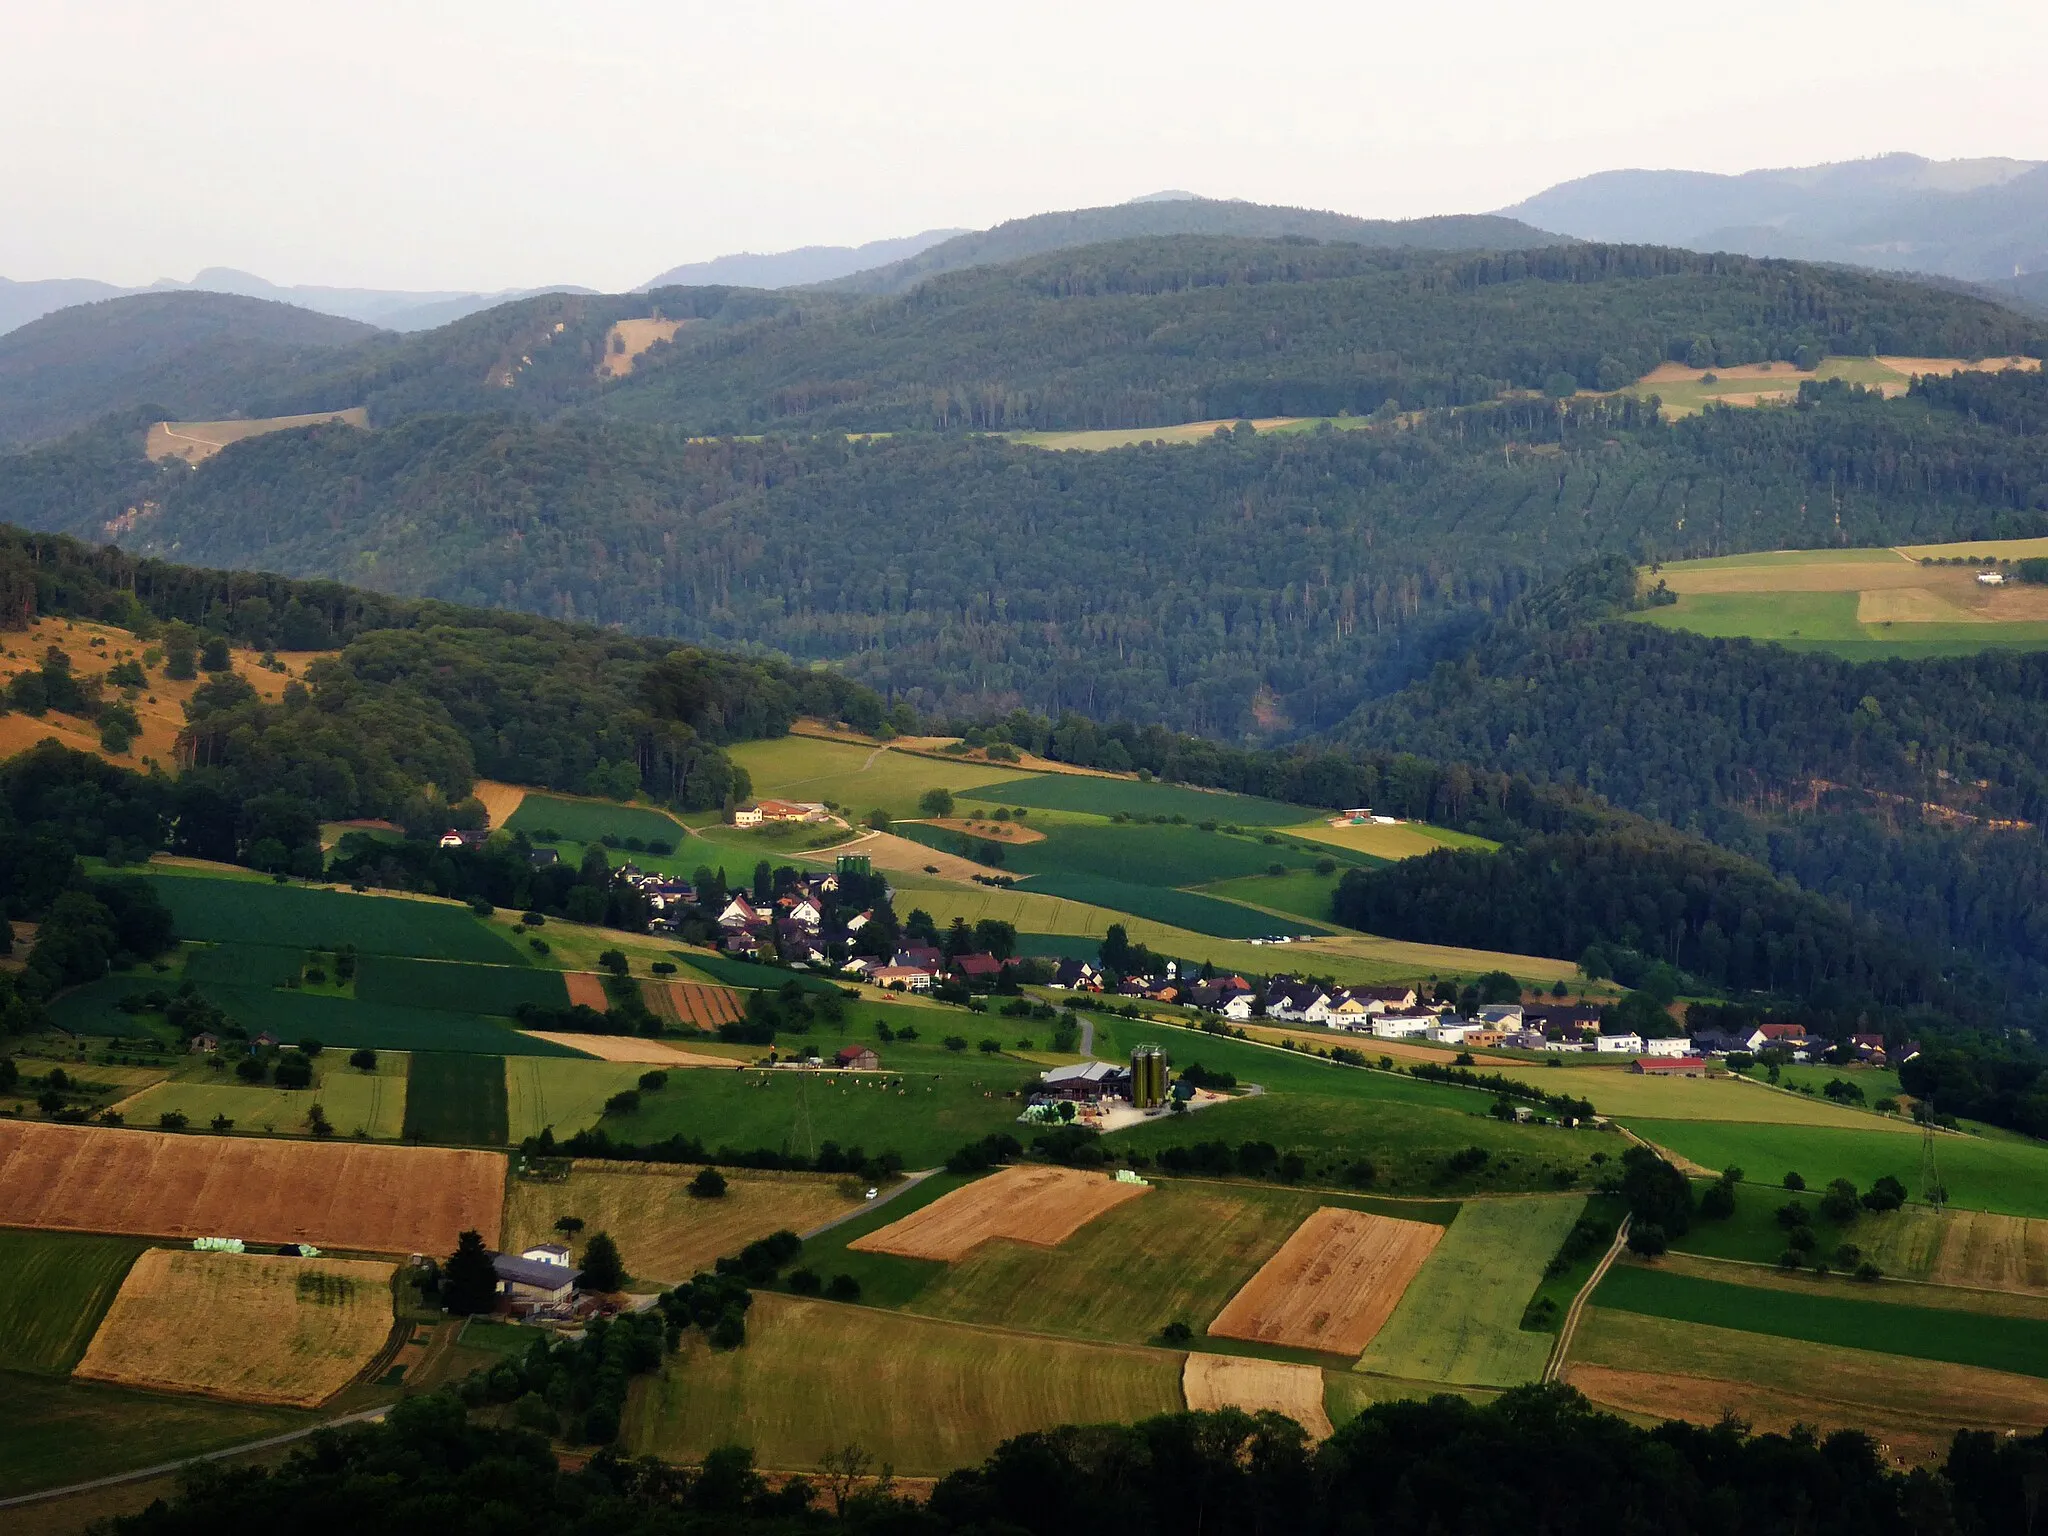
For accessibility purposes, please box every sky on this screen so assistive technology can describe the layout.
[5,0,2047,294]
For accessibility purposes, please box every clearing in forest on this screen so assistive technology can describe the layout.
[75,1249,395,1406]
[1207,1207,1441,1356]
[145,408,368,464]
[1182,1353,1333,1437]
[849,1165,1149,1260]
[597,317,688,378]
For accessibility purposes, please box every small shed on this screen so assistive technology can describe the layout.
[836,1044,879,1071]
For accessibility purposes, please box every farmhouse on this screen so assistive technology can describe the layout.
[437,828,488,850]
[1632,1055,1710,1077]
[733,804,764,827]
[189,1031,219,1053]
[492,1243,581,1304]
[1747,1023,1811,1053]
[1050,959,1103,991]
[835,1044,880,1071]
[1038,1061,1129,1103]
[759,799,831,824]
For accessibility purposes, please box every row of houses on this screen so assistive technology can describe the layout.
[850,946,1016,992]
[714,870,876,965]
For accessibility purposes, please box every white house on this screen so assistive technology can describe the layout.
[1371,1012,1438,1040]
[1429,1021,1475,1045]
[718,895,763,930]
[733,805,764,827]
[1978,570,2006,586]
[1220,993,1256,1022]
[1266,982,1332,1024]
[1595,1032,1645,1055]
[786,897,823,929]
[1642,1036,1695,1058]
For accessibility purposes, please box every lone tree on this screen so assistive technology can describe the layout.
[690,1167,728,1199]
[581,1231,625,1292]
[918,787,953,819]
[442,1230,497,1316]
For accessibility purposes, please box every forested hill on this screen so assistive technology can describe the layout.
[11,373,2048,737]
[811,199,1564,295]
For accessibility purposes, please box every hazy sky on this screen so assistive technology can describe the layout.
[7,1,2046,293]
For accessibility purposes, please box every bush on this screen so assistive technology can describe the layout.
[638,1070,669,1092]
[690,1166,728,1199]
[1861,1174,1907,1212]
[604,1090,641,1116]
[787,1267,821,1295]
[1819,1178,1859,1223]
[1777,1249,1804,1271]
[1854,1260,1884,1282]
[1776,1200,1811,1230]
[1159,1320,1193,1345]
[522,912,547,926]
[826,1273,861,1302]
[1783,1171,1805,1191]
[1625,1222,1668,1258]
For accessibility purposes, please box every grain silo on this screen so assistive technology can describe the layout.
[1130,1045,1166,1109]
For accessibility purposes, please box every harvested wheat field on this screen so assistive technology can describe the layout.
[75,1248,396,1407]
[503,1161,863,1285]
[1863,1208,2048,1293]
[563,972,611,1011]
[1208,1207,1441,1356]
[598,317,688,377]
[643,981,746,1029]
[0,1120,504,1252]
[1182,1353,1333,1437]
[517,1032,742,1066]
[145,408,368,465]
[851,1165,1149,1261]
[473,780,528,827]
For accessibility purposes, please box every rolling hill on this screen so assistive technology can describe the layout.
[639,230,967,290]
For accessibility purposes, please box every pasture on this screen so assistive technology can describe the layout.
[0,1231,147,1375]
[849,1165,1148,1261]
[981,817,1340,889]
[145,408,368,464]
[1208,1207,1443,1356]
[504,1058,653,1142]
[355,957,570,1015]
[0,1119,506,1251]
[1622,1118,2048,1218]
[74,1249,396,1407]
[1014,873,1325,939]
[1203,869,1345,925]
[1355,1196,1586,1386]
[0,1374,306,1499]
[142,876,527,963]
[1575,1070,1904,1127]
[515,1033,741,1066]
[1183,1354,1333,1438]
[1286,819,1497,860]
[403,1052,510,1144]
[958,773,1310,825]
[502,1161,863,1285]
[118,1052,408,1140]
[625,1292,1183,1476]
[1622,355,2038,418]
[504,792,685,847]
[727,736,1018,820]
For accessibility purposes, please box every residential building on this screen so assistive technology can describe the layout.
[1641,1036,1695,1058]
[870,965,932,992]
[1474,1004,1524,1029]
[492,1245,582,1303]
[732,805,764,827]
[1595,1032,1645,1054]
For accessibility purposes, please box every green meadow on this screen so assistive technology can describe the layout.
[0,1231,148,1376]
[958,773,1310,825]
[506,793,686,847]
[141,875,526,964]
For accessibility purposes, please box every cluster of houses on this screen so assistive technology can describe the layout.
[713,864,876,965]
[731,800,833,828]
[846,944,1013,992]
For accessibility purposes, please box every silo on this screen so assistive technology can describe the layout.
[1131,1045,1165,1109]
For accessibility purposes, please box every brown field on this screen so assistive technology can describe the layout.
[923,816,1046,845]
[503,1160,863,1285]
[1878,354,2039,380]
[1182,1353,1333,1437]
[517,1031,744,1066]
[642,980,746,1029]
[145,408,369,465]
[598,318,688,378]
[473,779,527,827]
[563,972,611,1010]
[1842,1208,2048,1294]
[1207,1207,1441,1356]
[834,829,998,885]
[0,1119,504,1251]
[75,1248,395,1407]
[850,1165,1150,1260]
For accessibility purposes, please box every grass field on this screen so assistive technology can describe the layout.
[1578,1071,1905,1128]
[728,737,1020,820]
[1621,355,2038,418]
[958,774,1310,825]
[1355,1196,1585,1385]
[1017,873,1327,939]
[503,1161,864,1285]
[0,1231,148,1375]
[183,942,312,989]
[1564,1306,2048,1466]
[75,1249,397,1407]
[0,1373,308,1498]
[1623,1118,2048,1218]
[1595,1264,2048,1378]
[504,793,685,846]
[142,876,528,964]
[157,986,584,1057]
[990,817,1340,888]
[504,1058,652,1142]
[145,408,368,465]
[1203,869,1346,925]
[886,1179,1456,1346]
[402,1053,509,1144]
[118,1053,408,1140]
[1284,819,1498,860]
[1855,1208,2048,1292]
[625,1292,1184,1475]
[355,958,570,1015]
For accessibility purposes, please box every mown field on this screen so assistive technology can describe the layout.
[504,1058,652,1143]
[141,874,528,963]
[0,1374,309,1498]
[1355,1196,1583,1386]
[728,737,1020,820]
[119,1053,408,1140]
[625,1292,1184,1476]
[504,793,685,847]
[403,1053,509,1145]
[1203,869,1348,925]
[1575,1072,1907,1127]
[958,773,1310,825]
[0,1231,148,1376]
[1286,819,1497,860]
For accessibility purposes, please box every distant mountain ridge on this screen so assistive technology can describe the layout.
[638,230,967,291]
[1502,153,2048,281]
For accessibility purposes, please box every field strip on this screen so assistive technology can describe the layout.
[1183,1353,1333,1437]
[1208,1207,1442,1355]
[516,1031,740,1066]
[850,1165,1148,1260]
[563,972,611,1011]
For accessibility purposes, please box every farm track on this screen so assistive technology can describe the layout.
[1546,1216,1630,1383]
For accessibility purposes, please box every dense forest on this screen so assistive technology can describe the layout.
[9,374,2048,736]
[96,1385,2045,1536]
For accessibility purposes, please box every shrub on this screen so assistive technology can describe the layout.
[349,1048,377,1071]
[690,1167,728,1199]
[787,1267,821,1295]
[1783,1171,1806,1191]
[826,1273,861,1302]
[1861,1175,1907,1212]
[1159,1320,1193,1344]
[1625,1222,1668,1258]
[604,1090,641,1116]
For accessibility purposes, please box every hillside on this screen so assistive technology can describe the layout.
[814,199,1566,295]
[0,293,380,448]
[640,229,967,290]
[1504,153,2048,282]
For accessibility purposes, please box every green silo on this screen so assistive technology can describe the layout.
[1131,1045,1166,1109]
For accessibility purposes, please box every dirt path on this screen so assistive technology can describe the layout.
[1545,1215,1629,1383]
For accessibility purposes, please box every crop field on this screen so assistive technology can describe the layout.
[625,1292,1184,1476]
[959,773,1309,825]
[119,1053,408,1140]
[1183,1353,1333,1437]
[516,1032,739,1065]
[1017,872,1328,939]
[1004,414,1336,451]
[1621,355,2037,418]
[1575,1071,1903,1127]
[170,986,583,1057]
[145,408,368,464]
[1622,1118,2048,1218]
[1356,1196,1586,1386]
[563,972,610,1011]
[1208,1207,1443,1356]
[680,953,845,994]
[355,958,570,1015]
[142,876,527,963]
[1595,1265,2048,1378]
[1856,1208,2048,1292]
[0,1119,505,1251]
[74,1249,396,1407]
[403,1052,509,1144]
[891,1178,1455,1343]
[0,1374,307,1499]
[727,736,1018,819]
[0,1231,148,1375]
[183,942,310,989]
[1203,869,1346,925]
[643,980,745,1028]
[503,1161,863,1285]
[852,1165,1148,1260]
[1285,819,1497,860]
[991,818,1341,888]
[504,1058,658,1141]
[505,792,685,846]
[1563,1307,2048,1466]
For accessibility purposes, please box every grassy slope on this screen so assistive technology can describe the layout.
[504,1058,652,1143]
[0,1375,308,1498]
[355,958,571,1015]
[625,1292,1183,1476]
[118,1054,408,1140]
[0,1231,148,1375]
[504,794,686,845]
[402,1052,509,1145]
[140,875,527,964]
[1355,1196,1585,1386]
[956,773,1309,825]
[728,737,1018,820]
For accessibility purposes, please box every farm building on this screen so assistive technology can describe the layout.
[1632,1056,1710,1077]
[493,1244,581,1303]
[732,804,764,827]
[1050,959,1104,991]
[1746,1023,1811,1052]
[189,1031,219,1053]
[1641,1036,1695,1058]
[1038,1061,1129,1103]
[836,1044,880,1071]
[758,799,831,823]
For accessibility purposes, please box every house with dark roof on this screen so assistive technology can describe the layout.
[492,1245,582,1303]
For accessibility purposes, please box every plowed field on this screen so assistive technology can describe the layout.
[1208,1207,1440,1355]
[564,973,611,1010]
[643,981,746,1029]
[849,1165,1149,1260]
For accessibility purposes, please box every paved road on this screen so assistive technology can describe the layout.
[1077,1014,1095,1058]
[799,1168,937,1239]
